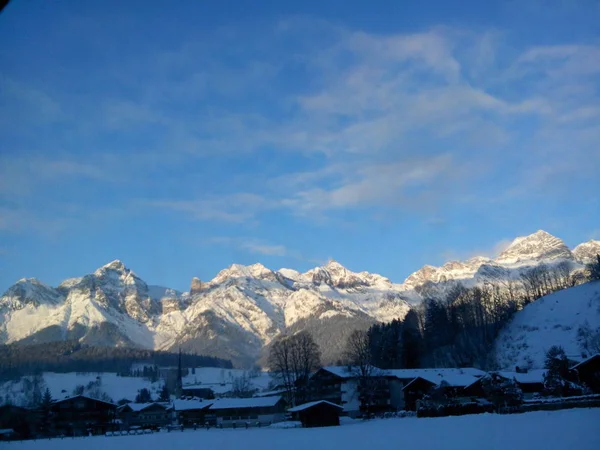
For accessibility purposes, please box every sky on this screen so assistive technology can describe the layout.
[0,0,599,292]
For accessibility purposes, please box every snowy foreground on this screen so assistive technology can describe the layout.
[8,409,600,450]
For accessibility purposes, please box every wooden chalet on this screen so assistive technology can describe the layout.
[308,366,393,417]
[572,354,600,392]
[172,399,212,427]
[181,385,215,399]
[463,370,547,400]
[389,368,486,411]
[117,402,173,429]
[207,396,287,426]
[49,395,117,436]
[288,400,343,428]
[0,405,38,439]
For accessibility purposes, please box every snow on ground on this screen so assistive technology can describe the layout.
[8,409,600,450]
[495,281,600,370]
[0,373,161,405]
[0,367,274,406]
[182,367,273,394]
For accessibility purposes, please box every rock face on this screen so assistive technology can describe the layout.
[190,277,203,295]
[0,229,593,367]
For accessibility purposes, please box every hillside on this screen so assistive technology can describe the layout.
[494,281,600,369]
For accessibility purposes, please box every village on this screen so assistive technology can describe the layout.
[1,352,599,441]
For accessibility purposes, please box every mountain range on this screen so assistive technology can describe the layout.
[1,230,599,366]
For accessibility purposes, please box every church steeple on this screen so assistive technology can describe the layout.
[175,347,183,398]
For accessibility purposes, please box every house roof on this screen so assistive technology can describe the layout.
[317,365,384,379]
[389,368,486,388]
[496,369,547,384]
[571,353,600,370]
[253,389,287,398]
[52,394,116,407]
[172,399,212,411]
[182,384,215,391]
[288,400,343,413]
[208,396,283,410]
[118,402,171,412]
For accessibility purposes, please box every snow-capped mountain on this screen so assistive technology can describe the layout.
[0,259,413,366]
[495,230,574,265]
[401,230,592,298]
[1,230,598,367]
[573,240,600,264]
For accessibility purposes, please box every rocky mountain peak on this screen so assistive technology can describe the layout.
[190,277,203,295]
[99,259,127,272]
[403,265,440,286]
[495,230,573,264]
[573,240,600,264]
[1,278,63,310]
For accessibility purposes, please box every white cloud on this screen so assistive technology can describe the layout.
[205,236,289,257]
[3,18,600,233]
[145,194,273,223]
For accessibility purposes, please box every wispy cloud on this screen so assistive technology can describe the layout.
[145,194,273,223]
[2,18,600,236]
[205,236,288,257]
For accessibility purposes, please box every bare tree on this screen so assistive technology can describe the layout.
[343,329,385,417]
[231,372,254,398]
[268,331,321,406]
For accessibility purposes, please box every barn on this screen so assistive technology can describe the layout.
[288,400,343,428]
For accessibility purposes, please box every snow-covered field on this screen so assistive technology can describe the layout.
[7,409,600,450]
[0,367,275,406]
[0,372,162,405]
[181,367,273,394]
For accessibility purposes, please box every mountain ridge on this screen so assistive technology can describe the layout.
[1,230,599,366]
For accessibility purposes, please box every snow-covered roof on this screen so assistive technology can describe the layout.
[288,400,343,412]
[181,368,274,395]
[253,389,287,398]
[0,429,15,435]
[182,384,214,391]
[208,396,283,410]
[172,399,212,411]
[388,368,486,387]
[119,402,171,412]
[496,370,547,384]
[571,353,600,370]
[53,394,117,407]
[318,366,384,379]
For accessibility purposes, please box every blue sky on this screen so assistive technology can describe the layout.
[1,0,599,292]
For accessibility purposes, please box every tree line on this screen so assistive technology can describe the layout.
[370,256,600,370]
[0,340,232,381]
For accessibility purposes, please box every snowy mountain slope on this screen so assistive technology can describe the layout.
[494,281,600,370]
